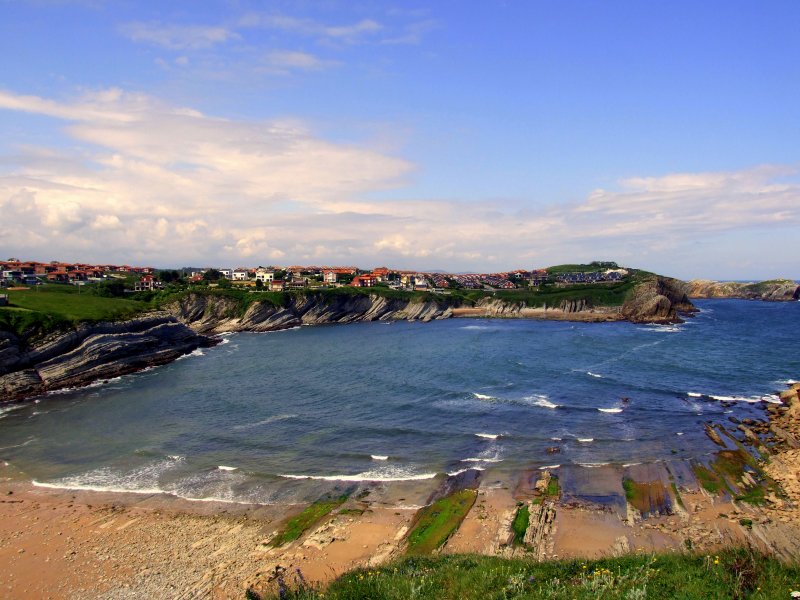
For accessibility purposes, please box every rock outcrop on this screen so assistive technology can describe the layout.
[620,276,696,324]
[166,292,454,334]
[0,314,212,402]
[688,279,800,301]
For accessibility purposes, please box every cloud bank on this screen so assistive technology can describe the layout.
[1,89,798,275]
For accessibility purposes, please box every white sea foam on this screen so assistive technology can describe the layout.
[279,467,438,482]
[0,438,36,451]
[371,455,389,461]
[525,395,559,409]
[622,462,642,468]
[586,372,603,378]
[461,457,503,463]
[218,337,231,345]
[231,414,297,430]
[577,438,594,443]
[176,348,205,361]
[550,437,562,441]
[579,462,610,468]
[472,393,496,401]
[676,432,684,436]
[538,464,560,470]
[32,456,185,495]
[0,404,25,419]
[460,325,493,330]
[475,433,500,439]
[217,465,238,471]
[687,392,702,397]
[447,467,485,476]
[598,408,623,414]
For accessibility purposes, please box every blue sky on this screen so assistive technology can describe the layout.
[1,0,798,278]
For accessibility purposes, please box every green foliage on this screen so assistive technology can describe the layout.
[203,268,223,282]
[269,495,349,547]
[511,504,530,546]
[0,285,147,338]
[88,279,126,297]
[546,476,560,498]
[264,548,800,599]
[406,489,477,555]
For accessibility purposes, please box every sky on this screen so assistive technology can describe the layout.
[0,1,799,279]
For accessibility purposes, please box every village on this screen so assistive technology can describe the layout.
[0,258,629,296]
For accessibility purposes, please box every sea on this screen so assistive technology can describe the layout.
[0,299,798,505]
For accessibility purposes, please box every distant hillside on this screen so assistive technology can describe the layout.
[688,279,800,301]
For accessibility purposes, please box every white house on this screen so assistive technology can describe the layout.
[255,268,275,283]
[323,270,338,284]
[232,269,249,281]
[219,269,232,280]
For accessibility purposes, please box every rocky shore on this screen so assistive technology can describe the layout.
[0,276,695,403]
[688,278,800,301]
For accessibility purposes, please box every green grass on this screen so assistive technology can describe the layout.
[0,285,148,337]
[254,548,800,600]
[511,504,530,546]
[269,495,349,547]
[692,463,725,495]
[406,489,477,555]
[545,475,560,498]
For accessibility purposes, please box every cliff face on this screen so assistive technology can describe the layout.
[454,276,695,324]
[0,314,212,402]
[688,279,800,302]
[166,292,454,334]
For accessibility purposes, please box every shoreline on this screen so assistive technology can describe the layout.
[2,381,798,597]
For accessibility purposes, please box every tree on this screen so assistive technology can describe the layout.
[203,269,222,282]
[90,279,126,297]
[255,279,263,289]
[158,270,182,284]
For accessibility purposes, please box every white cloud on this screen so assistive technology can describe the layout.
[239,14,382,43]
[0,88,798,276]
[264,50,339,73]
[119,22,238,50]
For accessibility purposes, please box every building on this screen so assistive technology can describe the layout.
[351,275,377,288]
[134,275,161,292]
[255,268,275,283]
[269,280,285,292]
[232,269,249,281]
[219,269,232,280]
[323,270,338,284]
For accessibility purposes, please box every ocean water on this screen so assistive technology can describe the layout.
[0,299,798,504]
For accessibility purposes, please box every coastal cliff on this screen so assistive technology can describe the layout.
[452,276,695,324]
[166,291,454,334]
[688,279,800,301]
[0,314,212,402]
[0,277,695,402]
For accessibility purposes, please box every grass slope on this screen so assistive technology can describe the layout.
[0,285,147,337]
[256,549,800,600]
[269,495,349,547]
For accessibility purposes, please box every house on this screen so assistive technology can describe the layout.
[323,270,338,284]
[219,269,232,280]
[47,271,69,283]
[269,280,285,292]
[351,275,377,288]
[134,275,161,292]
[232,269,249,281]
[285,278,308,290]
[255,268,275,283]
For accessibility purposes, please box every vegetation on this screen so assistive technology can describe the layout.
[0,285,147,337]
[511,503,530,546]
[253,548,800,600]
[268,495,349,547]
[406,489,477,555]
